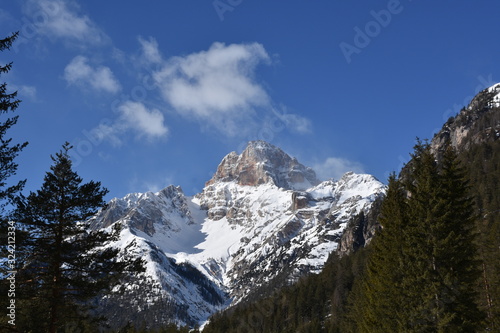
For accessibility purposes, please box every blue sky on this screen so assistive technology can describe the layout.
[1,0,500,199]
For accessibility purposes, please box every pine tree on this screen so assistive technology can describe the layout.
[353,141,485,332]
[433,145,484,330]
[403,142,483,331]
[0,31,29,333]
[461,139,500,330]
[400,141,443,331]
[0,32,28,213]
[14,143,140,332]
[357,173,408,332]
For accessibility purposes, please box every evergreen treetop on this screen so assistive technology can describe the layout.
[14,143,143,332]
[0,31,28,214]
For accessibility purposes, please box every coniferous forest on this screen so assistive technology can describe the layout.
[1,31,499,332]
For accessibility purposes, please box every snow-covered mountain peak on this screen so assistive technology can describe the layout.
[88,143,387,329]
[206,140,319,190]
[337,172,384,196]
[308,172,384,201]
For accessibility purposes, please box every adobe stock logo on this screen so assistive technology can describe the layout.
[340,0,407,64]
[213,0,243,21]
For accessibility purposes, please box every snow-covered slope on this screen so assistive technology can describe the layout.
[90,141,386,329]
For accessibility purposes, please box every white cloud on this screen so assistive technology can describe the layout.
[25,0,107,45]
[118,101,168,140]
[313,157,365,181]
[84,41,311,145]
[64,55,121,94]
[153,42,272,136]
[138,36,162,64]
[151,42,313,137]
[92,101,168,145]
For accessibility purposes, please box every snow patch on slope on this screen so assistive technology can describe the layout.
[488,82,500,107]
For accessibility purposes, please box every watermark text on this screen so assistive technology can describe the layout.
[6,220,17,326]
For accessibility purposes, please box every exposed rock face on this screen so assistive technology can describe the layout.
[91,185,194,236]
[292,191,311,211]
[431,84,500,154]
[337,196,383,256]
[206,140,320,190]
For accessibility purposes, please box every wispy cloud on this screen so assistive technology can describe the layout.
[313,157,365,181]
[270,106,312,135]
[9,84,38,101]
[63,55,121,94]
[138,36,162,65]
[142,175,175,193]
[285,114,312,134]
[24,0,108,45]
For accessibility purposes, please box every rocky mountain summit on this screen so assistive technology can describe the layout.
[89,141,386,329]
[206,140,319,189]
